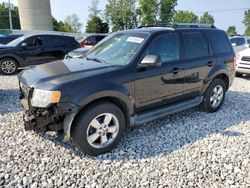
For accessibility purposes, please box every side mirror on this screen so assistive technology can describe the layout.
[232,43,236,47]
[245,44,250,48]
[139,55,162,67]
[21,42,27,48]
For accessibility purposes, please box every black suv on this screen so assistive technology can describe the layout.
[0,34,79,75]
[18,24,235,156]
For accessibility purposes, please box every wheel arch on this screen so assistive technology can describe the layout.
[0,55,20,67]
[63,86,135,141]
[202,70,231,95]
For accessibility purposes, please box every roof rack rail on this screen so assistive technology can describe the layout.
[173,23,216,28]
[137,23,216,29]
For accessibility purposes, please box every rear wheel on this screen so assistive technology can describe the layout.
[71,102,125,156]
[0,58,18,75]
[201,79,226,113]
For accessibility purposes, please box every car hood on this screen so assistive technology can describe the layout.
[18,58,119,89]
[0,45,13,50]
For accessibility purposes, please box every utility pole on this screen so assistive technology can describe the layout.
[8,0,13,30]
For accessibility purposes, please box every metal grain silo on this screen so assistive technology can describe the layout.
[17,0,52,31]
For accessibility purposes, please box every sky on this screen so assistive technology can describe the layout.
[1,0,250,34]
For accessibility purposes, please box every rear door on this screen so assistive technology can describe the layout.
[181,31,214,98]
[135,33,184,112]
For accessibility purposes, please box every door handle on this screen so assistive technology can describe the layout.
[171,67,180,74]
[207,61,215,67]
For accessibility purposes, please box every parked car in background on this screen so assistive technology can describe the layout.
[0,34,23,45]
[0,34,79,75]
[79,34,107,48]
[229,36,250,54]
[65,47,90,59]
[18,23,235,156]
[235,45,250,77]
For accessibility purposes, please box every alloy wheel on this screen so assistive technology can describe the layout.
[210,85,224,108]
[1,60,17,74]
[86,113,119,149]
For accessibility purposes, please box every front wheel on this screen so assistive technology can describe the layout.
[201,79,226,113]
[0,58,18,75]
[71,102,125,156]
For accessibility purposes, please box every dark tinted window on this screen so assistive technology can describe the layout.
[96,36,106,42]
[247,39,250,44]
[230,38,237,44]
[237,38,245,46]
[87,36,97,43]
[25,36,44,47]
[147,34,179,62]
[183,32,209,59]
[206,31,232,55]
[46,36,66,47]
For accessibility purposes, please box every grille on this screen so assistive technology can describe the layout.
[241,56,250,62]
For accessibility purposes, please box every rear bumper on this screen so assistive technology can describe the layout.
[236,60,250,74]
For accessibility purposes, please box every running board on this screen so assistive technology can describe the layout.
[130,97,203,126]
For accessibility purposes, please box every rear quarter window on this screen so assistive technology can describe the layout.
[206,31,232,55]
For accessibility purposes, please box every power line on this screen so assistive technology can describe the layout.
[194,8,250,14]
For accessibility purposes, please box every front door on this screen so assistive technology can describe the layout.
[18,36,46,65]
[135,33,184,112]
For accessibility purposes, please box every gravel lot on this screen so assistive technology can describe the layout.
[0,75,249,188]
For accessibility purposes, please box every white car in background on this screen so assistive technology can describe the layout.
[235,45,250,77]
[230,36,250,54]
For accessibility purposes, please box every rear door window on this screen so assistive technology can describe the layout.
[206,31,232,55]
[183,32,209,59]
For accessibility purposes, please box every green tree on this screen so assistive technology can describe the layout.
[86,16,109,33]
[243,10,250,36]
[227,25,237,35]
[200,12,214,24]
[138,0,158,25]
[227,26,237,35]
[159,0,177,23]
[173,10,199,23]
[65,13,83,33]
[105,0,138,31]
[86,0,108,33]
[0,3,20,29]
[88,0,102,18]
[53,17,75,32]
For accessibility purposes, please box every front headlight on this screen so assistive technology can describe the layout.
[30,89,61,108]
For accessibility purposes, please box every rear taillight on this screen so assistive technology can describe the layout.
[233,57,236,69]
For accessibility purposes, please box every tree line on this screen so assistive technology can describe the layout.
[0,2,249,36]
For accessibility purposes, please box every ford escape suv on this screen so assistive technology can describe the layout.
[18,23,235,156]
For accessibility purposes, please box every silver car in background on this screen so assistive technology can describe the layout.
[230,36,250,54]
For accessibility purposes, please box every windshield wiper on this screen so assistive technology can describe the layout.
[86,56,107,64]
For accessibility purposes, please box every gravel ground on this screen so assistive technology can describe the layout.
[0,75,250,188]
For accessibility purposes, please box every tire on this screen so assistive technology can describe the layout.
[0,58,18,75]
[71,102,126,156]
[235,72,243,77]
[201,79,226,113]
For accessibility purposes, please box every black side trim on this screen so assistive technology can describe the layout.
[130,97,203,126]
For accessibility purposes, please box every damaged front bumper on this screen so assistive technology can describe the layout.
[20,97,80,141]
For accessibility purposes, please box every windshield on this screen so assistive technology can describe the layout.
[7,36,27,46]
[86,32,149,65]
